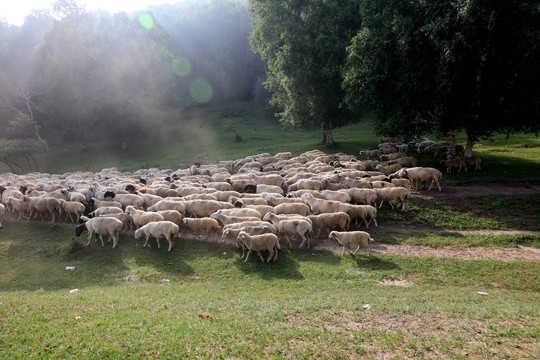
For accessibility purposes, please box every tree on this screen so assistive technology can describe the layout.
[344,0,540,157]
[249,0,362,148]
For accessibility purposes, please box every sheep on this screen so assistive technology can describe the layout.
[392,167,442,192]
[396,144,409,153]
[222,224,276,250]
[89,206,124,217]
[184,200,233,218]
[440,158,467,173]
[125,205,165,229]
[388,156,418,168]
[370,180,395,189]
[100,212,133,232]
[108,193,145,209]
[274,202,311,216]
[300,193,348,215]
[67,191,87,204]
[320,190,351,203]
[458,156,482,171]
[217,207,263,219]
[374,187,410,210]
[390,178,411,189]
[210,210,261,226]
[380,152,406,161]
[264,195,306,207]
[6,196,30,221]
[328,231,374,256]
[182,217,221,240]
[19,196,61,223]
[307,212,350,237]
[228,196,267,206]
[358,149,381,160]
[287,179,325,192]
[339,188,377,205]
[89,197,123,209]
[344,204,378,228]
[237,232,280,263]
[135,221,179,252]
[0,203,4,228]
[75,216,123,248]
[147,200,186,214]
[263,212,312,248]
[375,163,403,176]
[155,210,183,225]
[58,199,86,223]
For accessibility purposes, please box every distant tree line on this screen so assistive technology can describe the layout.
[0,0,265,171]
[250,0,540,153]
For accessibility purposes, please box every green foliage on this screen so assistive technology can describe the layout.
[249,0,362,145]
[344,0,540,141]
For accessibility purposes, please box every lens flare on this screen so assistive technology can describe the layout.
[172,57,191,77]
[138,12,155,30]
[189,79,213,104]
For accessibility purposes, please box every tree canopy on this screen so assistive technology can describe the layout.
[343,0,540,155]
[249,0,362,148]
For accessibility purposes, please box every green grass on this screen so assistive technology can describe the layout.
[377,195,540,230]
[0,221,539,359]
[3,101,539,182]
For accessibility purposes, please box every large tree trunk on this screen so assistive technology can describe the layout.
[322,126,338,149]
[444,130,457,160]
[464,136,475,157]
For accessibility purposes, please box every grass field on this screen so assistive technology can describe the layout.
[0,221,539,359]
[1,101,539,358]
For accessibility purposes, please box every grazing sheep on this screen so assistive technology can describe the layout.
[274,202,311,216]
[147,200,186,214]
[339,188,377,205]
[263,212,312,248]
[222,224,276,251]
[89,206,124,217]
[89,197,123,209]
[458,156,482,171]
[237,232,280,263]
[6,196,29,221]
[210,210,261,226]
[125,205,165,229]
[135,221,179,252]
[374,187,410,210]
[19,196,61,223]
[100,213,133,232]
[58,199,86,223]
[358,149,381,160]
[300,193,348,215]
[329,231,374,256]
[344,204,378,228]
[182,217,221,240]
[392,167,442,192]
[307,212,350,237]
[440,158,467,173]
[75,216,123,248]
[155,210,183,225]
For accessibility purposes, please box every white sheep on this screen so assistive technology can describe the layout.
[155,210,183,225]
[135,221,179,252]
[287,179,324,192]
[344,204,378,228]
[320,190,351,203]
[237,232,280,263]
[307,212,350,237]
[393,167,442,192]
[19,196,61,223]
[184,200,233,218]
[300,193,348,215]
[110,193,145,209]
[125,205,165,228]
[329,231,374,256]
[339,188,377,205]
[90,206,124,217]
[217,207,263,219]
[440,158,467,173]
[182,217,221,240]
[358,149,381,160]
[374,187,410,210]
[90,197,123,209]
[210,210,261,226]
[58,199,86,223]
[6,196,30,221]
[274,202,311,216]
[263,212,312,248]
[75,216,123,248]
[147,199,186,214]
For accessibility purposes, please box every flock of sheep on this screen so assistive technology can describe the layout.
[0,139,480,261]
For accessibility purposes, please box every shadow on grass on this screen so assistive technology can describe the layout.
[235,248,304,280]
[351,253,400,271]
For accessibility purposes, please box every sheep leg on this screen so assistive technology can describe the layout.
[50,211,55,224]
[87,233,92,246]
[156,238,161,249]
[143,235,150,247]
[111,234,118,248]
[273,245,278,262]
[352,245,360,255]
[166,237,173,252]
[367,243,371,256]
[372,217,378,227]
[99,235,105,247]
[284,234,292,247]
[244,249,252,262]
[257,251,265,263]
[26,209,33,222]
[266,248,274,262]
[378,201,384,209]
[363,217,369,229]
[341,245,346,256]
